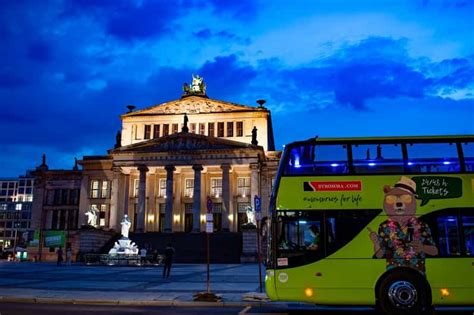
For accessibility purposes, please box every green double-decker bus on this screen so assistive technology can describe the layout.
[265,135,474,314]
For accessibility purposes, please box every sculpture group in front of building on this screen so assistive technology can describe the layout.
[108,214,139,255]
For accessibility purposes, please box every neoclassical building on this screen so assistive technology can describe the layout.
[31,76,281,254]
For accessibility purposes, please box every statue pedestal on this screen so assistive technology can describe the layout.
[108,237,139,255]
[241,225,257,263]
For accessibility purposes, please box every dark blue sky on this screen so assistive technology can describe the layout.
[1,0,473,177]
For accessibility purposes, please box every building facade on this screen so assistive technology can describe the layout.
[0,173,34,251]
[29,76,281,260]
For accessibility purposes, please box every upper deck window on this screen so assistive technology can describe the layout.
[352,143,403,174]
[407,142,460,173]
[285,144,348,175]
[461,142,474,172]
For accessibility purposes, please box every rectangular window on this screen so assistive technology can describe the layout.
[59,210,66,230]
[211,178,222,198]
[199,123,205,135]
[208,123,215,137]
[237,177,250,197]
[153,125,160,138]
[99,204,107,227]
[227,122,234,137]
[133,179,139,197]
[436,215,461,256]
[144,125,151,139]
[212,203,222,232]
[190,123,196,134]
[163,124,169,136]
[90,180,100,198]
[70,189,79,205]
[172,123,179,134]
[217,122,224,137]
[236,121,243,137]
[101,181,109,198]
[159,203,165,232]
[285,144,349,175]
[68,209,77,230]
[352,143,404,174]
[184,179,194,198]
[462,142,474,172]
[463,215,474,256]
[159,179,166,198]
[407,142,460,173]
[237,202,250,232]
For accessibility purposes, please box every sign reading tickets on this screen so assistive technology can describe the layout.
[412,176,463,206]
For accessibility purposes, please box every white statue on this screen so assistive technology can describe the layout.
[246,206,256,226]
[121,214,132,239]
[191,74,206,94]
[85,208,98,227]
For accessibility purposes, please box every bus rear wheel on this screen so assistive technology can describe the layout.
[377,270,432,315]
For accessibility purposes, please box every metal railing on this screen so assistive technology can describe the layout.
[83,254,163,266]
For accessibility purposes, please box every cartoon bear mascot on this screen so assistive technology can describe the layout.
[368,176,438,272]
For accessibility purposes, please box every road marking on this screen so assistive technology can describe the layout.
[239,305,251,314]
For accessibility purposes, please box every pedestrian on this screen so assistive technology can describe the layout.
[140,247,147,266]
[163,243,175,279]
[152,248,159,265]
[66,247,72,265]
[57,246,63,266]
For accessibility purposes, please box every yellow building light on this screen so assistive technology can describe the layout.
[228,214,233,221]
[440,288,450,297]
[147,214,155,223]
[200,214,206,223]
[304,287,313,297]
[173,214,180,223]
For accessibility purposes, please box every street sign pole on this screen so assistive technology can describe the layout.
[194,197,221,301]
[254,195,263,293]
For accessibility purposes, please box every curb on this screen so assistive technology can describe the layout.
[0,295,268,307]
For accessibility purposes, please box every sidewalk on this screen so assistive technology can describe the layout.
[0,261,270,307]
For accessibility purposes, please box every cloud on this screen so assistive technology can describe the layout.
[199,55,258,99]
[205,0,258,20]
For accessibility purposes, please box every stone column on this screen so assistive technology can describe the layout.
[136,165,148,233]
[109,166,121,232]
[250,163,260,204]
[192,165,203,233]
[164,165,175,233]
[221,163,231,232]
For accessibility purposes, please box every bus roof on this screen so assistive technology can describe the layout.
[285,135,474,147]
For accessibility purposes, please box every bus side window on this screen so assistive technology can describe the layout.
[462,216,474,256]
[436,215,462,256]
[407,143,460,173]
[461,142,474,172]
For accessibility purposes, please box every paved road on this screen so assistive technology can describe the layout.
[1,302,473,315]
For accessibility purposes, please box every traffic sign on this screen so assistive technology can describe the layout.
[254,195,261,212]
[206,222,214,233]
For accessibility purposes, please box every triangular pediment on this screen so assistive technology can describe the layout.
[122,96,266,117]
[111,132,261,154]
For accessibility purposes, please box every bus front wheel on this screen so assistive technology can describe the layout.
[376,269,433,315]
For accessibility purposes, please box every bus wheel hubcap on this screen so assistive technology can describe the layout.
[388,281,417,307]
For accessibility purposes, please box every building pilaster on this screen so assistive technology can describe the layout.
[192,165,203,232]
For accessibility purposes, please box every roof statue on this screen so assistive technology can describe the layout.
[182,113,189,133]
[251,126,258,146]
[183,74,207,97]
